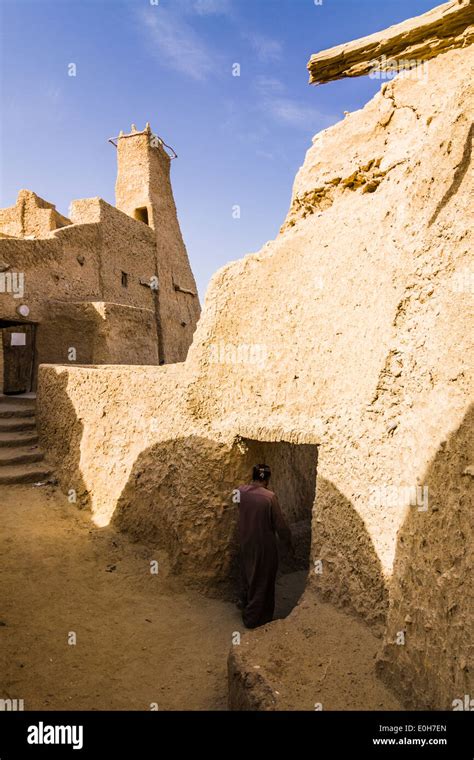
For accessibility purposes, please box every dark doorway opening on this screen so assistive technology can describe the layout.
[240,438,318,618]
[134,207,149,225]
[0,321,36,394]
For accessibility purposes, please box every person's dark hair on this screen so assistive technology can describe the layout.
[252,464,271,483]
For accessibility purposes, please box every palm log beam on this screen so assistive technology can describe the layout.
[307,0,474,85]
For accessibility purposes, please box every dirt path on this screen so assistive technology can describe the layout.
[0,483,309,711]
[0,483,245,710]
[230,594,402,710]
[1,483,398,711]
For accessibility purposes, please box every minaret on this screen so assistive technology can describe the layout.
[115,123,201,364]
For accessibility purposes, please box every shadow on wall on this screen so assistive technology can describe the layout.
[39,377,388,632]
[111,435,319,601]
[377,403,473,709]
[111,435,246,597]
[310,478,389,635]
[39,376,320,602]
[37,369,90,510]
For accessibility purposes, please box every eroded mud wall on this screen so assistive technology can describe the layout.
[38,42,473,707]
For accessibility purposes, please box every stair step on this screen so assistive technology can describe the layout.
[0,406,35,419]
[0,395,36,408]
[0,447,44,466]
[0,462,53,485]
[0,418,36,432]
[0,431,39,448]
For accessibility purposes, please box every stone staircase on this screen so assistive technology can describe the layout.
[0,395,53,485]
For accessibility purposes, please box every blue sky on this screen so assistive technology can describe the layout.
[0,0,435,299]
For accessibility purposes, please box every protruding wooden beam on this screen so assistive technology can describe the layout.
[307,0,474,85]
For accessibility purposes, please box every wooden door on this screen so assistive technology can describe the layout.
[2,325,35,394]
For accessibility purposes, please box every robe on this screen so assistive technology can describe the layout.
[237,484,292,628]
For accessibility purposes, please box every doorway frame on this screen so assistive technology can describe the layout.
[0,319,38,395]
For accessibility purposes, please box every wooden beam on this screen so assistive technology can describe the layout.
[307,0,474,85]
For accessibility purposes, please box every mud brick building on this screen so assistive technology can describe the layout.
[0,124,200,393]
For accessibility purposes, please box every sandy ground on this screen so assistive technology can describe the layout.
[232,595,402,710]
[0,483,305,711]
[1,483,400,711]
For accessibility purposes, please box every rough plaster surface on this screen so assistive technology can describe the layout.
[376,406,473,708]
[38,37,473,709]
[38,363,246,596]
[0,189,70,239]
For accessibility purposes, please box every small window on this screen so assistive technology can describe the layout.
[134,207,149,225]
[121,271,128,288]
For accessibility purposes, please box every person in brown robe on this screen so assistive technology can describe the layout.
[237,464,293,629]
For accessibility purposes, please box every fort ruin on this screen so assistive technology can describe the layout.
[0,124,200,393]
[0,0,473,713]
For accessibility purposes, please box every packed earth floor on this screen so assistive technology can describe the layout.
[1,484,400,710]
